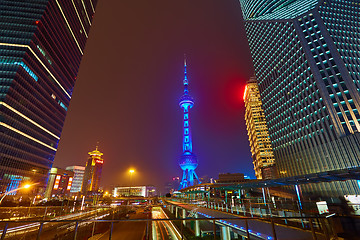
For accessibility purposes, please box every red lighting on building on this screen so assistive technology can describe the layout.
[35,20,40,25]
[96,159,103,164]
[53,175,61,190]
[67,177,73,190]
[243,85,248,101]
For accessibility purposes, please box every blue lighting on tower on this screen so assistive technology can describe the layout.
[178,57,201,189]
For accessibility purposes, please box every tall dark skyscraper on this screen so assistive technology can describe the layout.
[0,0,97,193]
[240,0,360,196]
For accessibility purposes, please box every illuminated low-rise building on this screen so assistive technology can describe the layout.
[112,185,156,197]
[81,146,103,195]
[244,77,276,179]
[44,168,73,199]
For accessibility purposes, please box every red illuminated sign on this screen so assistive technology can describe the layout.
[53,175,61,190]
[67,177,73,190]
[96,159,103,164]
[243,85,248,101]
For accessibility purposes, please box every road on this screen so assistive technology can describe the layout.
[152,207,180,240]
[96,210,148,240]
[0,208,112,240]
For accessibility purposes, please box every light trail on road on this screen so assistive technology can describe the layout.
[0,209,108,236]
[152,207,180,240]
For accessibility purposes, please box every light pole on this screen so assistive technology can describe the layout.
[0,183,37,205]
[129,169,135,196]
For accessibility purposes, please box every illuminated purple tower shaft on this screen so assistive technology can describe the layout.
[178,59,200,189]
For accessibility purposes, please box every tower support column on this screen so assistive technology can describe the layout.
[220,226,231,240]
[182,208,186,226]
[195,213,200,236]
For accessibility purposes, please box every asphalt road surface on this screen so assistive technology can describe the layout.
[96,210,148,240]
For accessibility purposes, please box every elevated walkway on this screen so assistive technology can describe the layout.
[165,199,331,240]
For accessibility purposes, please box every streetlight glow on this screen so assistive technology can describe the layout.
[0,182,38,204]
[128,169,135,196]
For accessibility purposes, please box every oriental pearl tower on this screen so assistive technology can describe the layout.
[178,58,201,189]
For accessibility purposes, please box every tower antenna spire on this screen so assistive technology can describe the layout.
[183,54,188,89]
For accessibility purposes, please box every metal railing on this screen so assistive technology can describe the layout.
[0,215,341,240]
[170,196,360,218]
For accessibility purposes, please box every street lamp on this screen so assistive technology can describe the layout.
[0,183,37,204]
[129,169,135,196]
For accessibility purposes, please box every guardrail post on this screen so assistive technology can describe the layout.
[309,218,317,240]
[1,222,9,240]
[212,219,217,240]
[245,219,250,239]
[181,220,184,239]
[268,203,272,217]
[73,221,79,240]
[320,218,330,240]
[36,222,44,240]
[109,222,114,240]
[182,209,186,226]
[271,219,277,240]
[43,206,48,220]
[145,214,150,240]
[92,209,97,237]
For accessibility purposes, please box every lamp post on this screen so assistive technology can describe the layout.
[0,183,37,205]
[129,169,135,196]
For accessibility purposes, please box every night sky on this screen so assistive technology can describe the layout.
[54,0,255,192]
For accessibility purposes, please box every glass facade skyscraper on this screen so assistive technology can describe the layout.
[66,165,85,193]
[0,0,97,193]
[240,0,360,196]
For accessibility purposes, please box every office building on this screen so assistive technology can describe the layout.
[244,77,276,179]
[0,0,98,193]
[44,167,73,199]
[65,165,85,193]
[81,146,103,195]
[240,0,360,196]
[216,173,247,184]
[164,177,180,194]
[112,185,156,197]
